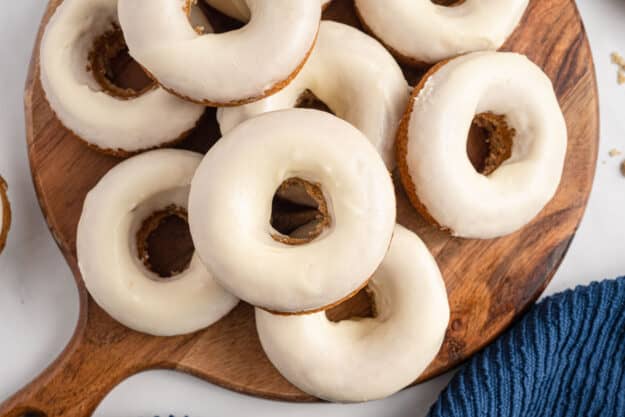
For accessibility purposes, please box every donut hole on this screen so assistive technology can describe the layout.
[184,0,211,34]
[467,112,515,176]
[16,411,47,417]
[326,286,377,322]
[88,27,155,99]
[188,0,245,34]
[431,0,466,5]
[295,89,336,115]
[136,206,195,279]
[270,178,332,245]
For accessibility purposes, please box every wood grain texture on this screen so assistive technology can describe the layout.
[0,0,598,415]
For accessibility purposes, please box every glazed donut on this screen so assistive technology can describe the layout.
[397,52,567,239]
[0,176,10,254]
[40,0,205,156]
[256,225,450,402]
[189,109,396,314]
[202,0,332,21]
[354,0,529,65]
[118,0,321,106]
[77,149,239,336]
[218,21,409,170]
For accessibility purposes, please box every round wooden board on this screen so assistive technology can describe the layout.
[0,0,598,416]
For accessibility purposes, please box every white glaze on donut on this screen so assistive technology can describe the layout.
[118,0,321,105]
[40,0,205,153]
[355,0,529,64]
[188,109,396,313]
[256,225,450,402]
[202,0,332,21]
[218,21,409,170]
[77,149,239,336]
[402,52,567,239]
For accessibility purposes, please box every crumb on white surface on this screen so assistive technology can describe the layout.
[609,148,622,157]
[611,52,625,85]
[612,52,625,66]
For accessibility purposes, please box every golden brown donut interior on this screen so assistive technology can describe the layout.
[88,26,156,99]
[468,112,515,175]
[260,178,379,317]
[136,206,194,279]
[431,0,466,6]
[271,178,332,245]
[295,89,335,115]
[88,1,244,99]
[0,176,11,253]
[75,22,199,157]
[325,286,377,322]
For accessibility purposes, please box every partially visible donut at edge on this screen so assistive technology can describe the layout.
[354,0,529,66]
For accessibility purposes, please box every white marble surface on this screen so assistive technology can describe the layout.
[0,1,624,416]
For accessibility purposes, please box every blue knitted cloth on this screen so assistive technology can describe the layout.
[428,277,625,417]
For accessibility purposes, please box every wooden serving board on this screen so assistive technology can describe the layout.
[0,0,598,415]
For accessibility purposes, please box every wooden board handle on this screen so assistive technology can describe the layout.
[0,298,167,417]
[0,336,121,416]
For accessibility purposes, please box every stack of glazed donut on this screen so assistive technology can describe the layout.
[39,0,568,403]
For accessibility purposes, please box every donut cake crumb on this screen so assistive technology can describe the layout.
[471,112,515,175]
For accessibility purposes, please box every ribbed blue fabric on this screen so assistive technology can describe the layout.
[428,277,625,417]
